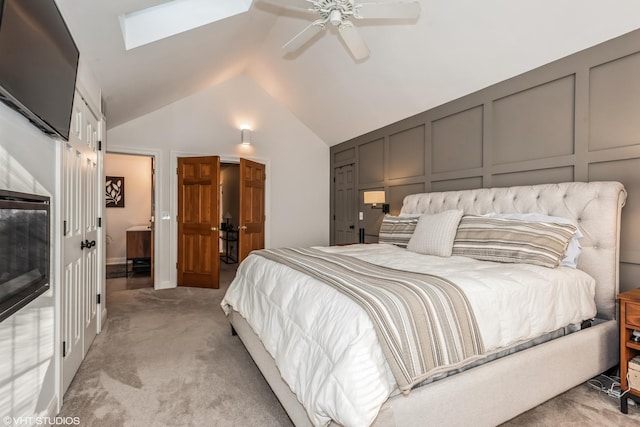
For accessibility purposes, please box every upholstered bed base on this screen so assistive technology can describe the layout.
[228,182,626,426]
[231,310,617,426]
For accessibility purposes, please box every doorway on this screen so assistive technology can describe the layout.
[220,162,240,265]
[104,152,155,291]
[334,164,356,245]
[176,156,265,288]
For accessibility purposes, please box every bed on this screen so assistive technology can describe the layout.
[221,181,627,426]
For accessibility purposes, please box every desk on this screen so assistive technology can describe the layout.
[126,226,151,276]
[220,229,238,264]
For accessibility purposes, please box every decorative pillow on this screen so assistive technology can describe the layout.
[406,210,464,257]
[378,215,419,248]
[483,213,583,268]
[452,216,578,268]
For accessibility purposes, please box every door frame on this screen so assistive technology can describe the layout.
[106,144,162,290]
[170,151,271,287]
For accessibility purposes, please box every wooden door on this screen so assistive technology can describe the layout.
[334,164,356,245]
[62,94,100,392]
[177,156,220,288]
[238,159,265,262]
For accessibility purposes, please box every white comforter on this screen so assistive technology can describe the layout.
[220,244,597,427]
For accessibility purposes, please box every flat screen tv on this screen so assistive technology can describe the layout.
[0,0,79,141]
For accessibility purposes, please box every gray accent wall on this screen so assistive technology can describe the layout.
[330,28,640,292]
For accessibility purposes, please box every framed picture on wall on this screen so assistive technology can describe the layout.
[106,176,125,208]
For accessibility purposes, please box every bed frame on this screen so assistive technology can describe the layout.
[229,181,627,426]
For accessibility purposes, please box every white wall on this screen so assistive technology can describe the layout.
[104,153,152,264]
[0,103,58,419]
[107,74,330,288]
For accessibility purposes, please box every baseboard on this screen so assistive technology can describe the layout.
[38,393,59,421]
[42,393,80,426]
[106,257,126,265]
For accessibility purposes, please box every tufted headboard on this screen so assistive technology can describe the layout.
[400,182,627,320]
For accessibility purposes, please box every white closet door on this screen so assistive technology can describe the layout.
[62,93,100,392]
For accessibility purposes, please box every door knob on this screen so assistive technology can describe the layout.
[80,239,96,250]
[211,227,218,231]
[240,226,247,230]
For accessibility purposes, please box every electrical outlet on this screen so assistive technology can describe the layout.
[359,212,363,220]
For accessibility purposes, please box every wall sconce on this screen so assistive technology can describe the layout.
[241,128,252,145]
[364,190,389,214]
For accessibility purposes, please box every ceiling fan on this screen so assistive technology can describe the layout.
[261,0,421,60]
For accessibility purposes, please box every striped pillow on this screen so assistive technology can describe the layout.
[452,216,578,268]
[378,215,419,248]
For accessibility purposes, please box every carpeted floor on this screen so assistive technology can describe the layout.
[58,263,640,426]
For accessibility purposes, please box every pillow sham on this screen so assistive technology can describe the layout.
[483,213,583,268]
[452,216,578,268]
[378,215,419,248]
[406,210,464,257]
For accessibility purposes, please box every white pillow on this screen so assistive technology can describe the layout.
[407,210,464,257]
[483,213,583,268]
[398,213,422,218]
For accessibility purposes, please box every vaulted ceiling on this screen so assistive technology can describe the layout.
[57,0,640,146]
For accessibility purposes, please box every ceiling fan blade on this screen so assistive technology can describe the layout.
[283,21,325,53]
[339,23,370,60]
[354,1,421,19]
[260,0,315,13]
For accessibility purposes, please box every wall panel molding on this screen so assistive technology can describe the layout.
[330,28,640,291]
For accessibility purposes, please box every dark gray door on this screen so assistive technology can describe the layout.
[334,164,356,244]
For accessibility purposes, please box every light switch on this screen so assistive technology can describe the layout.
[359,212,363,220]
[161,211,171,220]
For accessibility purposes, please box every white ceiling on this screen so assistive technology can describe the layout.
[57,0,640,146]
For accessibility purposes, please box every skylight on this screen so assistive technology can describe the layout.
[120,0,253,50]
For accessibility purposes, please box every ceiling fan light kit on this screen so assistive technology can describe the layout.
[262,0,420,60]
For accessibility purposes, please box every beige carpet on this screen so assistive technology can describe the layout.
[58,264,640,426]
